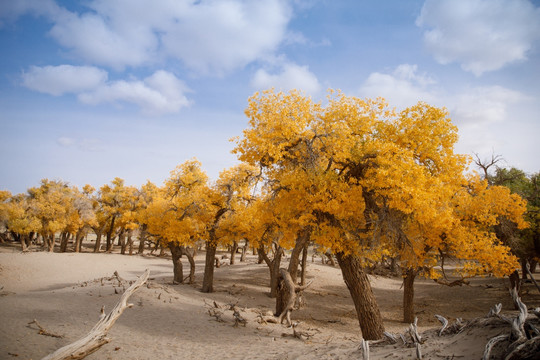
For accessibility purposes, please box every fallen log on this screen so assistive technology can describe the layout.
[41,269,150,360]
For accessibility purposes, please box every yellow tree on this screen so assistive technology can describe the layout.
[4,193,41,251]
[145,159,210,284]
[201,163,259,292]
[234,89,527,339]
[28,179,72,252]
[0,190,12,243]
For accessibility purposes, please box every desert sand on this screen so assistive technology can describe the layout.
[1,244,539,359]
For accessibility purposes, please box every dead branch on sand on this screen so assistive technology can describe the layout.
[28,319,63,338]
[41,269,150,360]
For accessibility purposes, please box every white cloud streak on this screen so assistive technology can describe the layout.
[22,65,190,115]
[21,65,108,96]
[417,0,540,76]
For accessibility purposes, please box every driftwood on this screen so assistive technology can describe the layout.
[41,269,150,360]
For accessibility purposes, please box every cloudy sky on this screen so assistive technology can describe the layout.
[1,0,539,194]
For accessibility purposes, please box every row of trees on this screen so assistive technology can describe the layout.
[1,90,537,340]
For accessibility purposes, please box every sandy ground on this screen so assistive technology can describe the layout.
[1,244,539,360]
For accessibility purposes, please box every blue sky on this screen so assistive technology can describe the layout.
[1,0,539,194]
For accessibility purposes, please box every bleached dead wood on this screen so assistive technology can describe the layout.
[361,339,369,360]
[482,334,509,360]
[41,269,150,360]
[434,315,448,336]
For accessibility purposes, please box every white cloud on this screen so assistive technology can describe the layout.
[251,62,321,94]
[78,70,191,115]
[359,64,529,127]
[22,65,190,115]
[416,0,540,76]
[5,0,293,73]
[359,64,438,110]
[21,65,107,96]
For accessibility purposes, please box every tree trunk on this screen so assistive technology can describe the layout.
[336,251,385,340]
[521,259,528,280]
[169,243,184,284]
[202,241,217,293]
[93,232,102,253]
[276,228,311,313]
[230,241,238,265]
[19,234,27,252]
[60,232,69,253]
[259,244,283,298]
[240,240,248,262]
[300,242,308,286]
[127,231,134,255]
[106,216,116,252]
[137,226,147,254]
[403,268,417,323]
[119,229,127,255]
[73,230,84,253]
[183,246,196,284]
[288,228,311,283]
[47,234,55,252]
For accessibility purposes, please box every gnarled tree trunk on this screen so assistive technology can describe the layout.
[230,241,238,265]
[336,251,384,340]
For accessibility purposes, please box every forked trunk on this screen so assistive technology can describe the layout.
[119,229,127,255]
[169,244,184,284]
[202,241,217,293]
[287,228,311,282]
[258,244,283,298]
[336,252,385,340]
[403,268,417,323]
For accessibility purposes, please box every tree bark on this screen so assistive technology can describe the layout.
[93,232,102,253]
[259,244,283,298]
[169,243,184,284]
[300,242,308,286]
[336,251,385,340]
[127,231,134,255]
[119,229,127,255]
[47,234,55,252]
[403,268,417,323]
[202,241,217,293]
[240,240,248,262]
[73,230,84,253]
[183,246,196,284]
[230,241,238,265]
[137,226,147,254]
[105,216,116,252]
[60,232,69,253]
[287,228,311,283]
